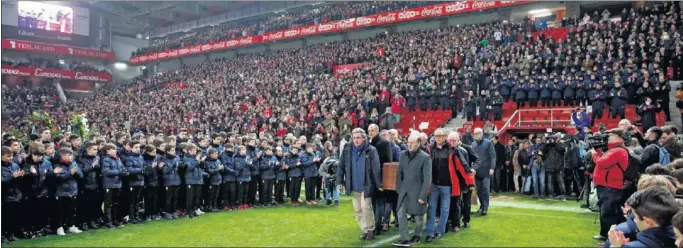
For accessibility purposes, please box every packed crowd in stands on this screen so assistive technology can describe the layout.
[2,84,60,130]
[133,1,438,56]
[1,58,110,74]
[4,2,683,247]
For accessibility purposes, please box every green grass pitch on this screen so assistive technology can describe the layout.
[6,194,598,247]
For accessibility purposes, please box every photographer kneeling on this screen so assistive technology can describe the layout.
[589,129,629,242]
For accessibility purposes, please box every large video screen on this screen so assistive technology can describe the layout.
[17,1,73,34]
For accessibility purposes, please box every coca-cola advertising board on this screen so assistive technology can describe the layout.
[1,65,112,82]
[1,39,115,61]
[333,63,370,77]
[130,1,531,64]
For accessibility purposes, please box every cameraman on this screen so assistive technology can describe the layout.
[588,128,629,241]
[542,134,566,200]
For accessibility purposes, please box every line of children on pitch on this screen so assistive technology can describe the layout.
[2,135,340,243]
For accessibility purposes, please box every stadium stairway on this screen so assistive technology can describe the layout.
[394,108,453,136]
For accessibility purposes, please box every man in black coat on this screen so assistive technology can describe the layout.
[492,136,507,194]
[368,124,394,236]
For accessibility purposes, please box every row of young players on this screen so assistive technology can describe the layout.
[1,137,332,244]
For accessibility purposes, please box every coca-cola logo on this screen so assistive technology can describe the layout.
[267,32,283,41]
[377,13,397,23]
[472,1,495,9]
[140,56,148,61]
[75,72,104,81]
[1,68,20,75]
[149,54,158,59]
[301,26,317,35]
[421,6,443,16]
[226,40,239,47]
[398,11,419,20]
[337,19,355,29]
[337,68,352,74]
[179,48,189,55]
[189,46,201,53]
[318,22,336,32]
[34,68,63,78]
[445,2,469,13]
[356,17,375,26]
[284,29,300,37]
[213,41,225,49]
[239,37,253,45]
[159,52,168,58]
[169,50,178,56]
[202,44,212,51]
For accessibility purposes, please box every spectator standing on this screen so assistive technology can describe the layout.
[471,128,496,216]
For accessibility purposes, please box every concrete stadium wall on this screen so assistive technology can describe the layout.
[347,27,388,40]
[306,34,343,46]
[183,54,206,66]
[239,44,267,54]
[270,39,304,51]
[112,36,149,62]
[209,50,237,60]
[108,64,143,82]
[158,59,182,73]
[396,19,440,32]
[447,12,499,26]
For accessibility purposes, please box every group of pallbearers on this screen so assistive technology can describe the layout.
[336,126,481,247]
[1,129,342,244]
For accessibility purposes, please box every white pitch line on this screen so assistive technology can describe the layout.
[364,200,592,247]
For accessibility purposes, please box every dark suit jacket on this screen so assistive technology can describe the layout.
[370,136,394,165]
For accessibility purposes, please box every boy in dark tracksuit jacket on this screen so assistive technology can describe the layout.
[142,145,161,220]
[235,145,251,210]
[274,147,287,205]
[75,142,101,231]
[53,148,84,235]
[20,146,54,237]
[246,142,261,207]
[2,146,25,242]
[287,146,303,205]
[182,144,206,218]
[220,145,238,210]
[101,144,128,229]
[301,144,318,205]
[259,147,276,206]
[211,134,225,154]
[123,141,145,224]
[203,148,223,212]
[160,145,180,219]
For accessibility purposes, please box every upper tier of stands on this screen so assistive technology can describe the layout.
[4,2,681,140]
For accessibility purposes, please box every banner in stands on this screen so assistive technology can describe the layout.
[333,63,370,77]
[1,39,115,61]
[1,65,112,82]
[129,0,531,64]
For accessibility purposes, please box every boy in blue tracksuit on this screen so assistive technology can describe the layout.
[142,145,161,220]
[53,147,84,235]
[123,141,145,224]
[75,142,100,231]
[204,148,223,212]
[301,144,318,205]
[220,144,238,210]
[259,147,276,206]
[3,146,25,242]
[274,147,287,205]
[235,145,251,209]
[182,144,206,218]
[101,144,127,229]
[160,145,180,219]
[246,140,261,207]
[20,145,55,237]
[607,187,678,248]
[287,146,302,205]
[210,134,224,154]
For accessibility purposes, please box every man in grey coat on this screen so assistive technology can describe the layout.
[337,128,383,241]
[392,133,432,247]
[471,128,496,216]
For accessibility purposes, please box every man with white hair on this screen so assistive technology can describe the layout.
[337,128,382,241]
[392,132,432,247]
[368,124,394,235]
[471,128,496,216]
[446,132,478,231]
[390,129,407,151]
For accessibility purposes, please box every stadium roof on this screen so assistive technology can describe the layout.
[87,1,315,38]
